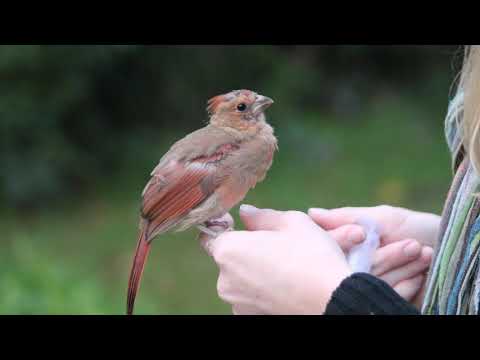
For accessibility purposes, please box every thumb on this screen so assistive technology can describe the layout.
[239,204,285,231]
[308,207,370,230]
[240,205,315,232]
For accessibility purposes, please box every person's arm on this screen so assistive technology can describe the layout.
[324,273,420,315]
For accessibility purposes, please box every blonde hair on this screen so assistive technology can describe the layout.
[455,46,480,174]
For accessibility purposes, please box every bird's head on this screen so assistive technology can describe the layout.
[207,89,274,131]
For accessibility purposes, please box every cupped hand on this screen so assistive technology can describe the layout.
[308,205,440,247]
[199,206,353,315]
[329,221,432,303]
[308,205,438,307]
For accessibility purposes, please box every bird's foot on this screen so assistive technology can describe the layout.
[205,219,231,229]
[197,225,220,238]
[197,214,235,255]
[198,217,232,238]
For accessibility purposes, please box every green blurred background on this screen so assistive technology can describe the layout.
[0,45,462,314]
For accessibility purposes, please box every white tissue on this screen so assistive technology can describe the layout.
[347,217,380,274]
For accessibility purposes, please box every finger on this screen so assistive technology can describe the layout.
[371,239,422,276]
[232,305,263,315]
[380,246,434,287]
[308,207,374,230]
[412,280,427,309]
[211,213,235,229]
[198,231,219,257]
[239,204,312,231]
[328,224,366,252]
[239,204,280,231]
[207,230,248,264]
[393,274,424,302]
[198,229,214,255]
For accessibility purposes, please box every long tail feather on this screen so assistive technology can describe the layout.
[127,225,151,315]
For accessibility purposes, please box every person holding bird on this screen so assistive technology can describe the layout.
[127,87,433,315]
[197,46,480,315]
[128,45,480,315]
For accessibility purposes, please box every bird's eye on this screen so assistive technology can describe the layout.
[236,103,247,112]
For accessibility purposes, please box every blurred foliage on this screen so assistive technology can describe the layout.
[0,45,463,313]
[0,45,460,209]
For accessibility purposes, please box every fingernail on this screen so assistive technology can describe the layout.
[403,241,421,257]
[240,204,259,216]
[421,246,434,261]
[308,208,329,217]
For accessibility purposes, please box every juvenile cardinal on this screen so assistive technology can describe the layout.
[127,89,277,314]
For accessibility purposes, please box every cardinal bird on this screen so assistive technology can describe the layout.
[127,89,277,314]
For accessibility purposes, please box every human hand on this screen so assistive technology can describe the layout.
[199,206,432,314]
[308,205,437,307]
[369,237,432,304]
[199,206,353,315]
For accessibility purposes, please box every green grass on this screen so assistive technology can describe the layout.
[0,96,452,314]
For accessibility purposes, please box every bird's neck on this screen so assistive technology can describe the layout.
[211,121,273,142]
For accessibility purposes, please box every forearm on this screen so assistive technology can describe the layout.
[324,273,421,315]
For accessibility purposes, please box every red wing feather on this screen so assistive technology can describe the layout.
[140,161,219,239]
[126,163,216,315]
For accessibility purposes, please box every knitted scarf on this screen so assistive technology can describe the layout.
[422,91,480,314]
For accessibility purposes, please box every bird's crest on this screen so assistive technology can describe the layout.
[206,94,226,115]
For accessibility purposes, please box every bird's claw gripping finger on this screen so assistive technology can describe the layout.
[198,221,231,238]
[197,225,221,238]
[346,217,381,274]
[205,219,232,230]
[198,214,234,238]
[197,214,234,256]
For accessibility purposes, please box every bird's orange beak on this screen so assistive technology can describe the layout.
[253,95,274,115]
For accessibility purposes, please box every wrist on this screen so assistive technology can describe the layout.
[324,273,421,315]
[312,264,353,314]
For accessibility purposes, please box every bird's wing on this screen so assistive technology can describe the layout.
[140,142,239,239]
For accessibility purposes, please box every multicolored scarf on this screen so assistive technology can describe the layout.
[422,91,480,314]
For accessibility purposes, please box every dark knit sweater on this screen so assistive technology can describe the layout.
[324,273,420,315]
